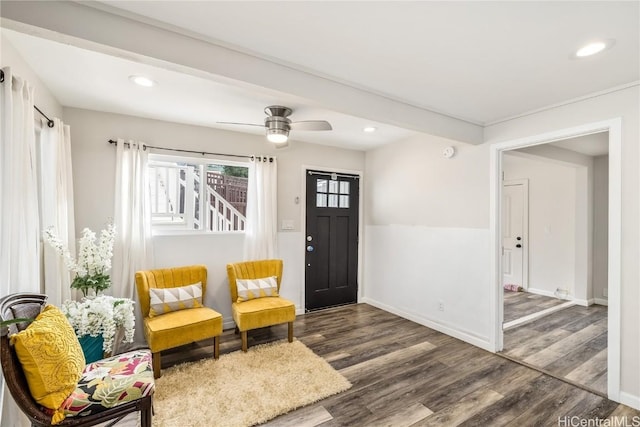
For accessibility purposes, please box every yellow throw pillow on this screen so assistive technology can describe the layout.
[11,304,85,424]
[236,276,279,302]
[149,282,203,317]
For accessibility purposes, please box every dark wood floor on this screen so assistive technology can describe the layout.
[503,290,567,323]
[161,303,634,426]
[503,303,609,396]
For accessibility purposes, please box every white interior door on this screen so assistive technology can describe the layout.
[502,181,528,289]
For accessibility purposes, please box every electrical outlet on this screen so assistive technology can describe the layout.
[555,288,569,299]
[438,300,445,312]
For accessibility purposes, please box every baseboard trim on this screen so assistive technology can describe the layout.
[572,298,592,307]
[593,298,609,306]
[527,287,568,299]
[503,300,575,331]
[526,288,594,307]
[361,297,492,352]
[619,391,640,410]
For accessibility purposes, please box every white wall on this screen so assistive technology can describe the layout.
[0,35,63,120]
[503,153,578,297]
[64,107,365,327]
[593,155,609,304]
[363,133,493,349]
[506,142,602,304]
[485,85,640,406]
[364,86,639,406]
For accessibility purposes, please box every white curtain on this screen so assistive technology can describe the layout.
[0,67,40,296]
[0,67,39,427]
[243,156,278,260]
[39,117,75,306]
[112,139,154,301]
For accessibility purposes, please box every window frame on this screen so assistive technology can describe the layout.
[148,153,249,236]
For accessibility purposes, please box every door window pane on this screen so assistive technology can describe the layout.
[329,180,339,193]
[328,194,338,208]
[317,179,328,193]
[339,195,349,208]
[316,194,327,207]
[339,181,350,194]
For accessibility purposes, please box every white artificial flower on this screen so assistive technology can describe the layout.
[61,295,135,354]
[43,221,116,296]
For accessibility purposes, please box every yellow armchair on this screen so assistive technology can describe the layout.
[135,265,223,378]
[226,259,296,352]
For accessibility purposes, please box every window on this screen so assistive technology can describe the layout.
[316,178,350,208]
[148,154,248,232]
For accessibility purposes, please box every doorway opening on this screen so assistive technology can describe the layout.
[499,133,610,395]
[490,118,621,402]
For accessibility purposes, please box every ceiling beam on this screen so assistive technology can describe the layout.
[0,0,483,144]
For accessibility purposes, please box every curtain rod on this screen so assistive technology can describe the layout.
[108,139,261,160]
[0,69,55,128]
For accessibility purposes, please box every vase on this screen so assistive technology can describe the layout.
[78,334,104,363]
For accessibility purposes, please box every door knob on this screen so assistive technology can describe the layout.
[516,237,522,241]
[306,245,314,252]
[516,244,522,248]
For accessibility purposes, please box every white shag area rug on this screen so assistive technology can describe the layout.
[152,339,351,427]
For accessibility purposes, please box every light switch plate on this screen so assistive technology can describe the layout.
[281,220,295,230]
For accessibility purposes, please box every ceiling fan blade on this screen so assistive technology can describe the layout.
[217,121,264,128]
[290,120,332,131]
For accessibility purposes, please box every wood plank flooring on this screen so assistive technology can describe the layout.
[503,303,608,395]
[503,290,567,323]
[158,303,636,426]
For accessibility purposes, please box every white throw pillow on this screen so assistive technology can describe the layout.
[236,276,279,302]
[149,282,203,317]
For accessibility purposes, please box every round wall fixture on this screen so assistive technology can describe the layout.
[443,146,456,159]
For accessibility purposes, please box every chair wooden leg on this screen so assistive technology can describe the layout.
[214,336,220,359]
[241,331,248,352]
[288,322,294,343]
[152,352,161,379]
[141,396,152,427]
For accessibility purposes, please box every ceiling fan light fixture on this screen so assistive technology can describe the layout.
[266,128,289,144]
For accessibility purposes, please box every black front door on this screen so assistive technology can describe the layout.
[305,170,359,311]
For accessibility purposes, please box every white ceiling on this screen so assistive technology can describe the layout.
[1,1,638,151]
[1,29,416,151]
[552,132,609,157]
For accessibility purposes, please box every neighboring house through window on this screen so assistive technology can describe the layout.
[148,154,248,233]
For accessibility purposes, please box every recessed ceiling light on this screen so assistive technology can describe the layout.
[573,40,615,58]
[129,75,157,87]
[363,127,377,133]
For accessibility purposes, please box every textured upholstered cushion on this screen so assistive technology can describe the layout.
[11,305,85,424]
[149,282,203,317]
[236,276,279,302]
[144,307,223,353]
[60,349,154,418]
[232,297,296,332]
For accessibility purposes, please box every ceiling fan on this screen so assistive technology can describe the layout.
[218,105,332,144]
